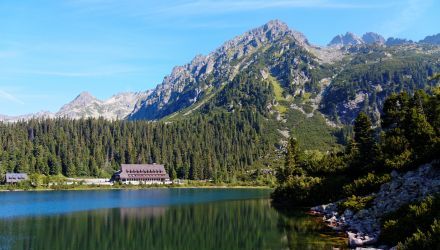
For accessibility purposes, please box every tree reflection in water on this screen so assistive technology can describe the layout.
[0,199,345,250]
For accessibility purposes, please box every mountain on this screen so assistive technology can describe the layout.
[128,21,440,129]
[0,91,151,122]
[420,33,440,44]
[128,20,313,120]
[362,32,385,45]
[0,111,54,123]
[328,32,364,47]
[3,20,440,135]
[328,32,385,47]
[56,91,151,120]
[385,37,414,46]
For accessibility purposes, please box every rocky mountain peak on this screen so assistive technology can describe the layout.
[0,111,55,123]
[57,91,151,120]
[420,33,440,45]
[362,32,385,45]
[328,32,364,47]
[262,19,308,45]
[72,91,98,106]
[262,19,289,33]
[218,20,308,53]
[385,37,414,46]
[128,20,313,120]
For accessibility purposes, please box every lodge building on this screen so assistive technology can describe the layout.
[113,164,170,184]
[5,173,29,184]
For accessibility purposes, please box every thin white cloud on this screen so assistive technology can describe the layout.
[161,0,382,15]
[69,0,393,18]
[0,90,25,105]
[381,0,433,37]
[14,67,138,77]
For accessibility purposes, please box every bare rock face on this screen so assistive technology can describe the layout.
[420,33,440,45]
[385,37,414,46]
[56,91,151,120]
[328,31,386,47]
[369,164,440,217]
[362,32,385,45]
[0,111,55,123]
[328,32,364,47]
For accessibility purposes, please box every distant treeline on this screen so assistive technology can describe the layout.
[0,110,273,180]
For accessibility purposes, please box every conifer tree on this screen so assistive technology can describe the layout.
[352,112,377,171]
[277,137,303,183]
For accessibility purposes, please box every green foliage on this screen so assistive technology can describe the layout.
[349,112,379,173]
[29,173,44,187]
[300,151,346,175]
[342,173,391,197]
[339,195,374,213]
[380,196,440,246]
[381,90,440,170]
[0,111,272,181]
[271,175,322,207]
[170,167,177,180]
[397,219,440,250]
[276,137,303,183]
[272,89,440,211]
[284,109,341,151]
[272,134,350,207]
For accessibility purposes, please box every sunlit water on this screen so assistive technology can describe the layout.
[0,189,345,250]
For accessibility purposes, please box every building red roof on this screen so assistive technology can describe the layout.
[117,164,170,180]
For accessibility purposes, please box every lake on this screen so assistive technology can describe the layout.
[0,188,345,250]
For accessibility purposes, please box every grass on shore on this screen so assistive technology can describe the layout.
[0,180,274,192]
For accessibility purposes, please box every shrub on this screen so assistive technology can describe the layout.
[343,173,391,196]
[301,151,347,175]
[271,173,352,207]
[339,195,374,213]
[380,196,440,246]
[397,219,440,250]
[271,175,322,207]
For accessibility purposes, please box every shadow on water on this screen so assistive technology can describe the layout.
[0,190,346,250]
[275,208,347,250]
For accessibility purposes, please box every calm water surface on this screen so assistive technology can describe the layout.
[0,189,345,250]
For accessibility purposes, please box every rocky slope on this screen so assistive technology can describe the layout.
[328,32,364,47]
[0,111,55,123]
[312,162,440,248]
[328,32,386,47]
[385,37,414,46]
[1,91,151,122]
[362,32,385,45]
[128,20,315,120]
[57,91,151,120]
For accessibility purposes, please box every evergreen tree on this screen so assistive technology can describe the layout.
[352,112,377,172]
[170,167,177,180]
[277,137,303,183]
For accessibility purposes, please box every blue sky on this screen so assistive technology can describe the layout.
[0,0,439,115]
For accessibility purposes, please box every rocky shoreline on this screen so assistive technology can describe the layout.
[311,163,440,249]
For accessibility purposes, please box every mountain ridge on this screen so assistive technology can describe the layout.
[128,19,312,120]
[2,20,440,125]
[0,91,152,122]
